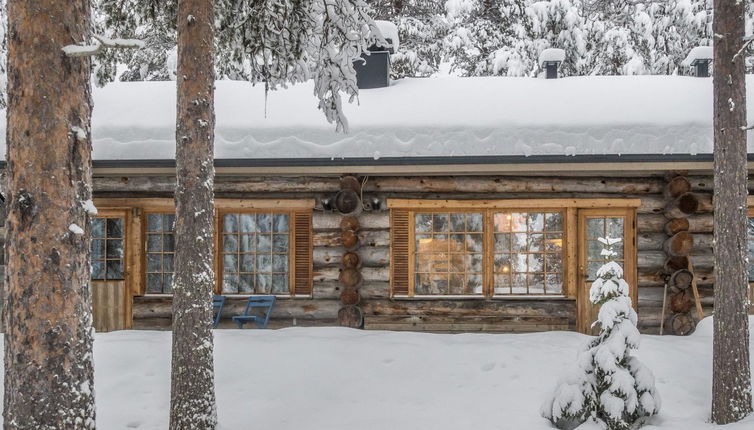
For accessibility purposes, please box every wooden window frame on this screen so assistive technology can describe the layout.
[93,198,314,298]
[215,208,296,296]
[143,210,177,294]
[91,209,129,281]
[389,199,640,300]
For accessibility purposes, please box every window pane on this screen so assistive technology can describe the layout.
[163,274,173,293]
[510,213,527,232]
[223,235,238,253]
[240,254,255,272]
[256,274,272,294]
[223,214,238,233]
[257,214,272,233]
[163,254,174,272]
[223,254,238,273]
[528,274,545,294]
[273,234,288,253]
[163,215,175,232]
[545,213,562,231]
[239,214,255,233]
[223,274,239,294]
[240,234,254,253]
[546,274,563,294]
[239,275,254,293]
[467,213,483,232]
[106,239,124,259]
[256,234,272,253]
[466,234,483,252]
[147,254,162,272]
[147,234,161,252]
[450,214,465,232]
[607,218,624,238]
[163,234,175,252]
[587,218,604,239]
[271,274,288,294]
[272,255,288,272]
[494,213,511,232]
[494,234,510,252]
[527,213,544,232]
[528,254,544,272]
[545,233,563,252]
[147,214,162,232]
[147,274,162,293]
[273,214,288,233]
[106,260,124,280]
[106,218,123,238]
[415,214,432,233]
[92,218,105,238]
[91,240,105,259]
[257,254,272,272]
[92,260,105,280]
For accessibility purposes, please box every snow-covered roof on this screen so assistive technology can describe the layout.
[374,20,400,52]
[538,48,565,66]
[0,75,752,163]
[682,46,713,66]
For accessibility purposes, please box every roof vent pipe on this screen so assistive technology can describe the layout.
[539,48,565,79]
[683,46,713,78]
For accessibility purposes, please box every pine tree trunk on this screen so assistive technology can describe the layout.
[169,0,218,428]
[711,0,753,424]
[3,0,96,428]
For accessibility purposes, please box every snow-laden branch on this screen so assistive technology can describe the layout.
[733,35,754,63]
[62,35,144,57]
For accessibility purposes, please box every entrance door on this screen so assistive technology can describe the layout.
[91,210,130,332]
[577,208,637,334]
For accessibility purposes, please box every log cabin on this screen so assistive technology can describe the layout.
[0,70,753,336]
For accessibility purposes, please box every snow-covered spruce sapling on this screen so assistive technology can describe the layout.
[542,237,660,430]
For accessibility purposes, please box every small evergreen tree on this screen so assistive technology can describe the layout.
[542,237,660,430]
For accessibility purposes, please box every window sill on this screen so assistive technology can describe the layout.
[392,295,574,301]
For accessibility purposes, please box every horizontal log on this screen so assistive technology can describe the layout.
[94,175,340,193]
[313,230,389,247]
[361,299,576,319]
[664,193,701,218]
[313,281,391,300]
[365,176,665,194]
[314,267,389,283]
[665,176,691,199]
[313,247,389,268]
[133,297,341,320]
[314,212,389,230]
[637,251,713,272]
[364,315,573,332]
[639,232,711,253]
[664,218,689,236]
[638,214,712,233]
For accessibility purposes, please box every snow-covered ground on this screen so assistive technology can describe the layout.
[1,318,753,429]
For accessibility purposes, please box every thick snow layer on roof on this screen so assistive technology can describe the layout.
[682,46,713,66]
[538,48,566,66]
[0,75,752,161]
[374,20,400,51]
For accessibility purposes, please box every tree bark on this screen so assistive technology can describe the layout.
[169,0,218,428]
[711,0,753,423]
[4,0,97,427]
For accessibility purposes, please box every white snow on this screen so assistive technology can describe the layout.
[0,76,753,160]
[0,317,751,429]
[374,20,400,51]
[82,199,98,216]
[683,46,714,67]
[69,223,85,235]
[539,48,566,66]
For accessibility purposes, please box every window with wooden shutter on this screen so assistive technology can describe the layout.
[391,209,410,296]
[291,210,313,296]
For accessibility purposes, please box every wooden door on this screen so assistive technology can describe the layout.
[91,210,130,332]
[577,208,637,334]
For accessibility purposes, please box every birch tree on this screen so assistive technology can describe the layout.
[3,0,97,427]
[169,0,218,428]
[711,0,752,424]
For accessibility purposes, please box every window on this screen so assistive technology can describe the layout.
[389,199,638,300]
[221,212,290,294]
[145,213,175,294]
[91,217,125,280]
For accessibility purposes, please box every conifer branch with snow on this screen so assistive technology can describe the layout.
[63,34,144,57]
[542,237,660,430]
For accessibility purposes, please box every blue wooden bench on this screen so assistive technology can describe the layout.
[212,295,226,328]
[232,296,276,329]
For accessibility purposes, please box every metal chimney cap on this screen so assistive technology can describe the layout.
[538,48,565,67]
[682,46,713,67]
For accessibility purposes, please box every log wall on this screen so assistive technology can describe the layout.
[84,173,731,333]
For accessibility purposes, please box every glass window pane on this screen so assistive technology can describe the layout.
[528,274,545,294]
[546,253,562,273]
[271,274,288,294]
[106,260,124,280]
[163,215,175,232]
[494,234,510,252]
[607,217,624,239]
[223,214,238,233]
[545,213,562,231]
[239,234,254,253]
[494,274,511,294]
[512,233,527,252]
[587,218,605,239]
[163,274,173,293]
[147,234,161,252]
[240,254,255,272]
[433,214,449,232]
[467,274,483,294]
[588,240,603,260]
[91,239,105,259]
[510,213,527,232]
[223,275,239,294]
[511,254,527,272]
[546,274,563,294]
[273,234,288,253]
[147,214,162,232]
[92,219,105,238]
[257,254,272,272]
[528,234,544,252]
[92,260,105,280]
[545,233,563,252]
[147,274,162,293]
[450,214,465,232]
[239,275,254,293]
[448,254,466,272]
[467,213,483,232]
[528,213,544,232]
[257,214,272,233]
[147,254,162,272]
[494,254,511,273]
[512,273,527,294]
[528,253,544,272]
[466,234,483,252]
[256,274,272,294]
[273,214,288,233]
[272,254,288,272]
[106,239,124,259]
[239,214,255,232]
[223,235,238,253]
[415,273,431,295]
[163,254,174,272]
[415,214,432,232]
[449,274,465,294]
[106,218,123,238]
[223,254,238,273]
[468,253,483,272]
[163,234,175,252]
[494,213,511,232]
[256,234,272,253]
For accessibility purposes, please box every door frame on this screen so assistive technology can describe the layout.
[576,208,637,334]
[91,208,132,331]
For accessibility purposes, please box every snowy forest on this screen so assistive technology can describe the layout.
[1,0,753,109]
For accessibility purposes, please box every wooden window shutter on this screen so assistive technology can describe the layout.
[391,209,410,296]
[291,210,313,296]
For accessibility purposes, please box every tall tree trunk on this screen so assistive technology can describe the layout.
[169,0,217,428]
[711,0,753,424]
[3,0,96,428]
